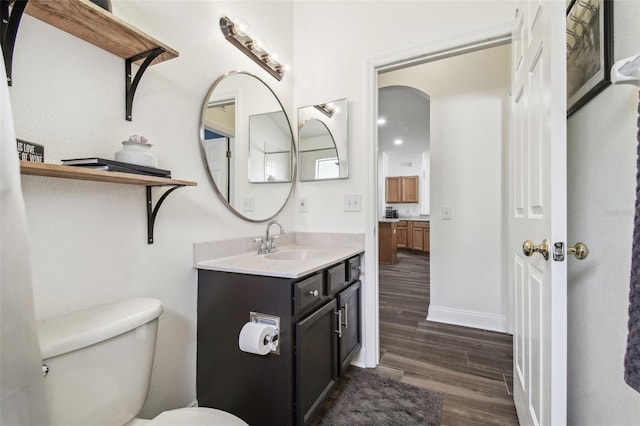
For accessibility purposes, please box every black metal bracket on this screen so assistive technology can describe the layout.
[125,46,164,121]
[1,0,28,86]
[146,185,184,244]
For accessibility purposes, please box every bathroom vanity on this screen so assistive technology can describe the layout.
[195,239,363,426]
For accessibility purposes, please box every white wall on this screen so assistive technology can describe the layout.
[10,1,293,417]
[566,1,640,424]
[377,45,511,331]
[15,2,639,425]
[293,1,515,366]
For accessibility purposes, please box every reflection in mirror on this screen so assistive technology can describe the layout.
[200,71,295,222]
[249,112,292,182]
[298,98,348,182]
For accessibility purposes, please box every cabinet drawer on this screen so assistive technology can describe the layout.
[293,272,324,316]
[326,263,347,295]
[346,256,361,284]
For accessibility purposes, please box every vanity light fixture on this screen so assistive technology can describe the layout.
[314,103,335,118]
[220,16,285,81]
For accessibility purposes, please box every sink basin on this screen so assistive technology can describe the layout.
[264,249,328,261]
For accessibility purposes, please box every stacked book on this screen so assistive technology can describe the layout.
[61,158,171,178]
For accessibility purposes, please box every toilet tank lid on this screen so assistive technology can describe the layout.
[37,298,163,359]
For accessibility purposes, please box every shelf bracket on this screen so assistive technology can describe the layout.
[146,184,184,244]
[1,0,28,86]
[125,46,164,121]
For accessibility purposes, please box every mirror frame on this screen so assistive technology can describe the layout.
[297,98,349,182]
[199,70,296,223]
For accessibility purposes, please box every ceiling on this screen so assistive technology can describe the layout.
[378,85,430,153]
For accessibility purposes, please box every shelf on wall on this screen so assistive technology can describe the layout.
[20,161,197,244]
[1,0,179,120]
[20,161,195,186]
[24,0,178,65]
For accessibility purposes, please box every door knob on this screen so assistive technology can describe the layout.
[568,242,589,260]
[522,239,549,260]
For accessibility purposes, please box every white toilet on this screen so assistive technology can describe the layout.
[36,297,247,426]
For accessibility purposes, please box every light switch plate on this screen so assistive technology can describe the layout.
[242,196,255,212]
[442,206,452,220]
[344,194,362,212]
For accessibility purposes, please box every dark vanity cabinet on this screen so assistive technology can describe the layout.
[197,254,362,426]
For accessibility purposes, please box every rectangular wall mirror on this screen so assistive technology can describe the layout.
[297,98,349,181]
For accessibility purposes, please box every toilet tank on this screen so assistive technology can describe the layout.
[37,298,163,426]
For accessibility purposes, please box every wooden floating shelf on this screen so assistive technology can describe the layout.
[25,0,178,65]
[20,161,197,244]
[20,161,196,187]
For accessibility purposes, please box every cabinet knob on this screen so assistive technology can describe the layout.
[307,289,319,297]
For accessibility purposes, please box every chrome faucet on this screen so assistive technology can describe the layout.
[256,220,285,254]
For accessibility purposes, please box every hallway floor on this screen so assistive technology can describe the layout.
[377,250,519,425]
[311,250,519,425]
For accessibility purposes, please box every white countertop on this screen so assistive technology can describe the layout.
[379,216,430,222]
[196,244,362,279]
[194,232,364,279]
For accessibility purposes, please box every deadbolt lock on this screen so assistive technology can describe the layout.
[522,239,549,260]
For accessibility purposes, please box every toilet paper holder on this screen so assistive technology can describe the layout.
[249,311,280,355]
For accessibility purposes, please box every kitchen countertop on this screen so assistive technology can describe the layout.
[194,232,364,279]
[379,216,430,222]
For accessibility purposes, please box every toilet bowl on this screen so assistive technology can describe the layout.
[37,297,247,426]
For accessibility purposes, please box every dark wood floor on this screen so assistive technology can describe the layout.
[311,250,519,425]
[377,250,518,425]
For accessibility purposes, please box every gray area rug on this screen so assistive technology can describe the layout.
[320,369,443,425]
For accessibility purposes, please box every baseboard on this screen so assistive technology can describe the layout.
[427,305,507,333]
[350,347,367,368]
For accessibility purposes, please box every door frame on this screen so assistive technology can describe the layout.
[362,22,513,369]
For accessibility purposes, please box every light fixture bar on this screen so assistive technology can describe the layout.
[313,103,335,118]
[220,16,285,81]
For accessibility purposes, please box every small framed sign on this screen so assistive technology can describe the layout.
[17,139,44,162]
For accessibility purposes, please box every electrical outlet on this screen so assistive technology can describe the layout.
[298,196,308,213]
[442,206,453,220]
[344,194,362,212]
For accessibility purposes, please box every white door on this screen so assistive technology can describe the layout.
[510,1,567,425]
[204,136,230,200]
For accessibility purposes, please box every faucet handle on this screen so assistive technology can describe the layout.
[266,234,280,252]
[255,237,268,254]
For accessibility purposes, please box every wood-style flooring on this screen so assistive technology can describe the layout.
[312,250,519,425]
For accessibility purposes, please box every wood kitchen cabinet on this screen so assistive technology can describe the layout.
[378,221,397,264]
[396,220,409,248]
[396,220,430,253]
[412,221,430,253]
[385,176,419,203]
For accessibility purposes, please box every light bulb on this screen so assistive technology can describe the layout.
[377,118,387,125]
[394,139,403,145]
[234,21,248,37]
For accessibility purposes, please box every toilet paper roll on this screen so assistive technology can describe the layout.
[238,322,275,355]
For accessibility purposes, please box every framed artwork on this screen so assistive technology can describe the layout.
[566,0,614,116]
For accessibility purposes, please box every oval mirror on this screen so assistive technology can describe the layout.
[298,98,348,181]
[199,71,295,222]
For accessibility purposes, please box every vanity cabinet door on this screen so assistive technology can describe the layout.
[296,299,337,425]
[337,281,361,376]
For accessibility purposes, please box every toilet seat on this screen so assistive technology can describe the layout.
[148,407,248,426]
